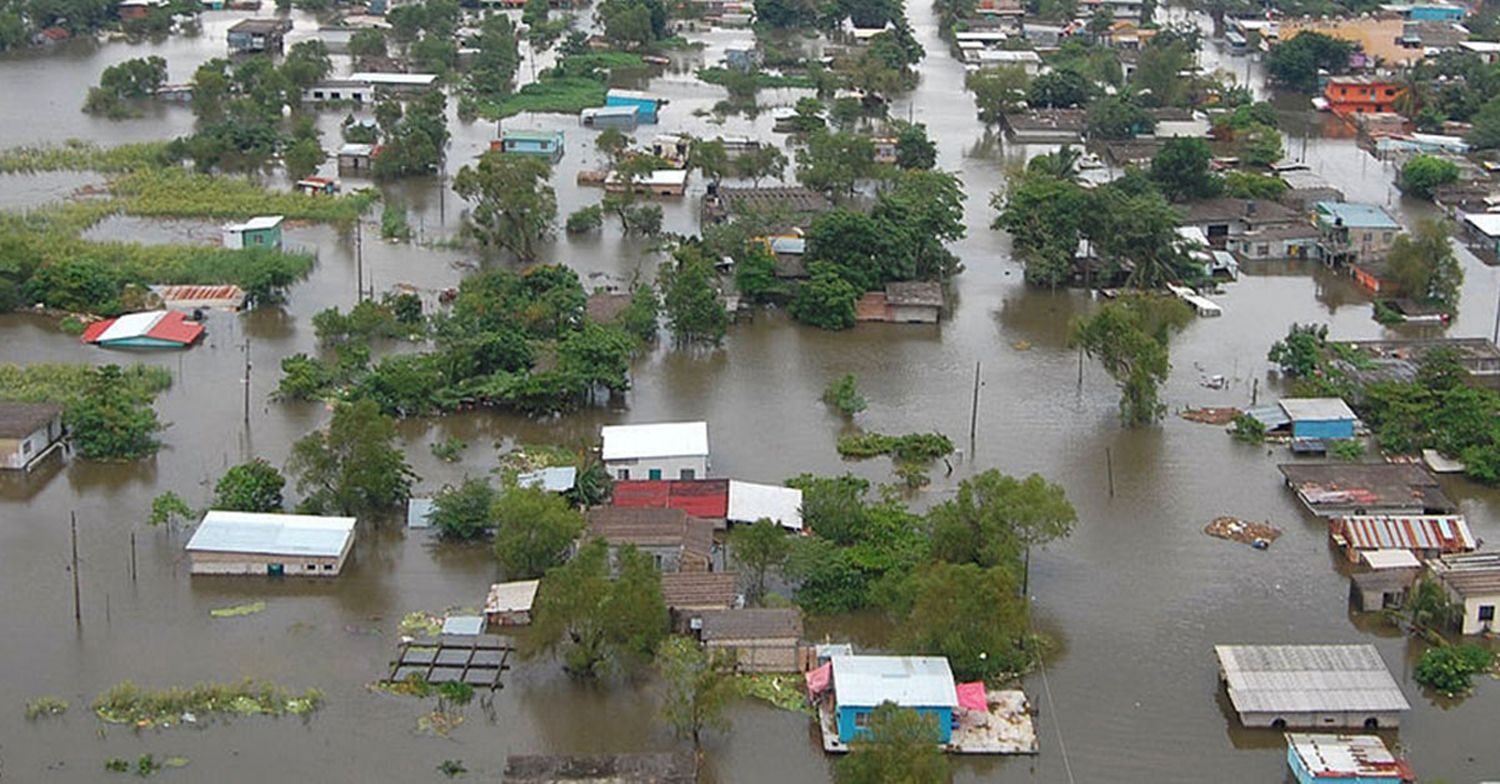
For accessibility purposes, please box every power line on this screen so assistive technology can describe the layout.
[1037,655,1077,784]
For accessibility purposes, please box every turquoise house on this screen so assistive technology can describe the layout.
[1405,4,1464,21]
[494,129,565,162]
[605,89,663,124]
[1278,398,1357,441]
[1286,734,1413,783]
[831,655,958,744]
[221,215,284,250]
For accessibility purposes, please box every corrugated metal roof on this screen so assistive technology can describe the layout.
[613,479,729,519]
[1360,550,1421,570]
[1286,733,1413,779]
[486,580,541,613]
[833,655,959,709]
[1278,397,1356,422]
[727,480,802,530]
[442,615,485,635]
[601,422,709,461]
[1216,644,1409,716]
[1335,515,1474,552]
[1431,551,1500,596]
[186,511,356,558]
[407,498,434,528]
[516,466,577,492]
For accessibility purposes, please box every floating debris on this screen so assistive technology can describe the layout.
[1011,340,1032,351]
[1204,516,1282,549]
[1181,407,1241,425]
[209,601,266,618]
[92,679,323,728]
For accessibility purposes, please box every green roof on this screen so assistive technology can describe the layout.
[502,130,564,143]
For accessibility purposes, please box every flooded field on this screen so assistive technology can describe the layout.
[2,2,1499,783]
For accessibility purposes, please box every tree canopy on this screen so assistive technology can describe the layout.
[527,538,668,677]
[1072,295,1193,425]
[212,459,286,513]
[287,399,416,516]
[492,484,585,577]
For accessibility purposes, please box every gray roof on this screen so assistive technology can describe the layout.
[407,497,435,529]
[1431,551,1500,596]
[832,655,959,709]
[0,401,61,438]
[441,615,485,635]
[504,752,696,783]
[885,281,944,308]
[1243,404,1291,430]
[186,511,356,558]
[517,466,578,492]
[698,608,803,641]
[1278,398,1356,422]
[1215,644,1410,715]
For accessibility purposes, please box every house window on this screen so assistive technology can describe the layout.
[323,563,333,571]
[617,469,630,480]
[854,712,871,728]
[649,468,663,480]
[653,553,664,570]
[1363,232,1373,243]
[1382,232,1393,242]
[1257,244,1269,257]
[306,563,317,570]
[1481,605,1496,622]
[680,468,696,480]
[22,439,32,455]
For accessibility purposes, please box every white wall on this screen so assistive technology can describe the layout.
[605,454,708,481]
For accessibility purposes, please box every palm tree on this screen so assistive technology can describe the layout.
[1025,144,1083,182]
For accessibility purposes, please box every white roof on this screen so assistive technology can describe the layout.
[441,615,485,635]
[348,71,439,86]
[516,466,578,492]
[407,497,434,528]
[1360,549,1421,570]
[1286,734,1406,778]
[96,310,167,342]
[1278,397,1357,422]
[485,579,541,613]
[727,480,803,530]
[186,511,356,558]
[340,142,375,156]
[976,49,1041,63]
[1465,211,1500,238]
[832,656,959,709]
[607,169,689,187]
[1462,40,1500,52]
[225,215,284,232]
[602,421,709,460]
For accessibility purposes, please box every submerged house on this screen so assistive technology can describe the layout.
[661,571,738,615]
[1215,644,1410,729]
[0,402,64,472]
[1350,549,1422,611]
[604,168,688,197]
[1330,515,1476,563]
[1279,397,1357,446]
[692,607,804,672]
[1315,201,1400,265]
[855,282,945,323]
[580,105,639,129]
[1278,463,1454,518]
[584,506,715,574]
[1430,551,1500,635]
[601,421,709,481]
[221,215,284,250]
[227,18,290,54]
[605,89,664,124]
[1285,733,1415,784]
[829,656,959,743]
[484,579,540,626]
[338,142,377,172]
[81,310,205,349]
[185,511,357,576]
[492,129,565,162]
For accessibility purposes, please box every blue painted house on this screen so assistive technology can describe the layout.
[831,655,958,744]
[581,105,639,130]
[1405,4,1464,21]
[1278,398,1358,441]
[605,89,664,124]
[1286,733,1414,783]
[494,129,565,162]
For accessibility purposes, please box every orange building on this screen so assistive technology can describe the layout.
[1323,76,1402,115]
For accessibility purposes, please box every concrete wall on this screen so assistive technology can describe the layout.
[837,705,952,743]
[1239,709,1402,729]
[890,304,939,324]
[189,543,350,577]
[708,638,799,673]
[0,418,61,470]
[1459,593,1500,635]
[605,454,708,481]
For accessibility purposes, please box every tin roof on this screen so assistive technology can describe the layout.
[485,579,541,613]
[698,608,803,641]
[150,284,246,309]
[502,129,565,142]
[1278,397,1356,422]
[727,480,802,530]
[585,507,714,560]
[340,142,375,156]
[1315,201,1401,230]
[348,71,438,86]
[186,511,356,558]
[81,310,205,346]
[601,421,709,460]
[1360,549,1421,570]
[442,615,485,635]
[1286,733,1414,780]
[885,281,944,308]
[660,572,738,609]
[1278,463,1453,514]
[1334,515,1474,553]
[1430,551,1500,596]
[1215,644,1410,715]
[612,479,729,519]
[832,655,959,709]
[607,88,661,102]
[0,401,62,438]
[407,497,434,528]
[516,466,577,492]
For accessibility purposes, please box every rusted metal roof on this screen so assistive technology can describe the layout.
[612,479,729,519]
[152,284,246,309]
[1333,515,1474,553]
[1286,733,1414,781]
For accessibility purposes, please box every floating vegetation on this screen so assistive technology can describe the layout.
[209,601,266,618]
[736,674,813,715]
[836,432,955,462]
[437,759,468,778]
[416,708,464,736]
[24,695,69,720]
[370,673,433,698]
[109,168,376,227]
[431,437,467,463]
[103,753,188,777]
[399,611,444,638]
[92,679,323,727]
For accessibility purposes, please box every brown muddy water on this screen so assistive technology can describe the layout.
[3,4,1500,782]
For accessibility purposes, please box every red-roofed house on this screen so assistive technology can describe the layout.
[613,479,730,520]
[81,310,205,349]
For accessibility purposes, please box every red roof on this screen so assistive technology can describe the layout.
[81,310,204,346]
[612,479,729,519]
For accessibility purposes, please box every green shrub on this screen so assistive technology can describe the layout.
[1414,644,1495,695]
[821,374,866,417]
[1230,413,1265,443]
[566,205,604,233]
[1330,439,1365,461]
[837,432,954,462]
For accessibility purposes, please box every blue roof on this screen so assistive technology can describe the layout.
[187,511,356,558]
[516,466,577,492]
[407,498,435,528]
[1315,201,1400,230]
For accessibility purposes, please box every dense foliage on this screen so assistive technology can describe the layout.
[492,485,585,577]
[527,538,668,677]
[212,459,286,512]
[1072,295,1193,425]
[287,400,416,517]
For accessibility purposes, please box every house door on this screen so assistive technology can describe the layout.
[268,563,284,576]
[648,468,663,480]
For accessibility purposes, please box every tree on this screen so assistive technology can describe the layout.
[287,399,416,516]
[284,129,325,182]
[1072,295,1193,425]
[212,458,286,512]
[892,121,936,169]
[1266,32,1354,92]
[888,562,1031,679]
[729,519,793,603]
[1089,184,1193,289]
[655,636,737,749]
[558,321,636,397]
[834,703,951,784]
[1387,219,1463,312]
[1267,322,1329,377]
[1467,97,1500,150]
[67,365,162,460]
[821,373,867,416]
[1236,122,1284,167]
[965,65,1030,124]
[430,477,499,540]
[873,169,966,280]
[790,262,860,330]
[992,170,1092,287]
[1400,154,1461,199]
[148,492,193,530]
[691,138,731,185]
[619,283,660,342]
[348,28,387,61]
[1131,39,1193,107]
[453,152,557,261]
[796,129,878,199]
[805,209,913,290]
[659,244,728,345]
[1085,93,1153,140]
[1026,69,1092,108]
[492,485,584,577]
[596,128,632,165]
[1222,170,1287,199]
[1150,137,1222,202]
[734,145,788,186]
[927,469,1076,572]
[527,539,668,677]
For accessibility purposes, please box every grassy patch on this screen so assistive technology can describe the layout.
[110,168,376,226]
[92,679,323,727]
[0,363,171,407]
[0,140,173,174]
[481,76,608,119]
[24,695,69,720]
[209,601,266,618]
[735,673,813,715]
[836,432,954,462]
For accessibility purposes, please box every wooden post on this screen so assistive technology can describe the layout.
[242,338,251,429]
[968,361,981,450]
[1077,345,1084,388]
[130,531,137,582]
[1105,448,1115,499]
[71,512,81,625]
[355,219,364,303]
[1251,377,1259,407]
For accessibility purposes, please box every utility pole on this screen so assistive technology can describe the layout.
[242,338,251,429]
[355,219,365,303]
[1492,280,1500,345]
[968,361,981,452]
[70,512,81,625]
[1105,448,1115,499]
[130,531,137,583]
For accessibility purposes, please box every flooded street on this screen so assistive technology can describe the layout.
[3,2,1500,782]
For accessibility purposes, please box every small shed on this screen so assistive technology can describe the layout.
[227,17,290,53]
[1214,644,1410,729]
[0,402,64,471]
[406,497,435,529]
[484,579,540,626]
[605,89,664,124]
[515,466,577,492]
[338,143,377,173]
[1286,733,1415,784]
[1350,549,1422,611]
[1330,515,1475,563]
[81,310,205,349]
[830,655,959,743]
[1278,398,1357,441]
[296,176,339,195]
[185,511,357,577]
[601,421,709,481]
[221,215,284,250]
[1429,551,1500,634]
[493,129,565,162]
[580,105,639,130]
[604,168,688,197]
[693,608,803,672]
[885,282,944,323]
[1462,211,1500,256]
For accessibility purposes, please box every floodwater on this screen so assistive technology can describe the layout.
[2,3,1499,783]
